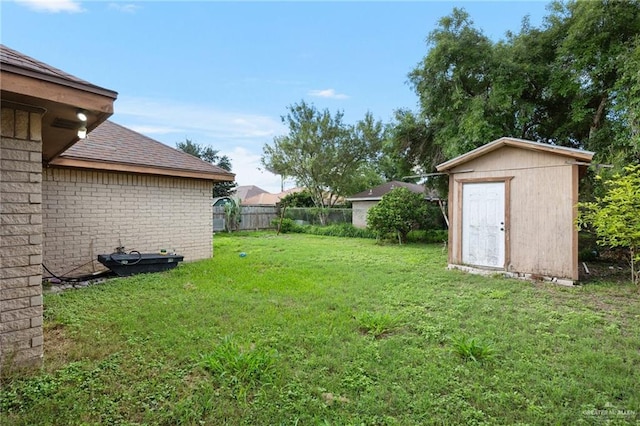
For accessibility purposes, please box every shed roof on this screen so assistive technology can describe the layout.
[49,120,235,182]
[346,181,437,201]
[436,137,594,172]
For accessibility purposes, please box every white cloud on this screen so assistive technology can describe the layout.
[227,147,292,193]
[113,96,285,141]
[15,0,83,13]
[108,3,140,13]
[110,96,290,190]
[308,89,349,100]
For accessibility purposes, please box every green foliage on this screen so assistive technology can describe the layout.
[176,138,237,197]
[270,217,301,234]
[451,336,495,363]
[223,197,242,232]
[406,2,640,172]
[578,164,640,284]
[279,189,315,207]
[261,100,385,214]
[299,223,377,239]
[200,336,277,390]
[356,312,404,338]
[406,229,448,244]
[284,207,352,226]
[366,187,436,244]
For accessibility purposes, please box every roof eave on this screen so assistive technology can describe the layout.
[436,137,595,172]
[48,158,236,182]
[1,66,118,99]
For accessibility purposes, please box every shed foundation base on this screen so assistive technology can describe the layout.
[447,264,575,287]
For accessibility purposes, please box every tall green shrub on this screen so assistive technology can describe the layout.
[367,187,436,244]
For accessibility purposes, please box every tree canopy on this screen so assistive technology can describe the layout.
[261,100,385,210]
[405,1,640,171]
[176,139,237,197]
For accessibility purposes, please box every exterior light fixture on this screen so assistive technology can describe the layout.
[76,109,88,122]
[77,126,87,139]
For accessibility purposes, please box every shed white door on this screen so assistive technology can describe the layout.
[462,182,505,268]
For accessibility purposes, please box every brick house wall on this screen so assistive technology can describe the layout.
[1,106,45,367]
[43,168,213,276]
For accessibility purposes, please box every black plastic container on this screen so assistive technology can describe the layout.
[97,253,184,277]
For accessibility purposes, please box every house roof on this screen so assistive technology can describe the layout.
[234,185,269,201]
[242,187,303,206]
[346,181,438,201]
[436,137,595,172]
[49,120,235,182]
[1,44,117,98]
[1,44,117,161]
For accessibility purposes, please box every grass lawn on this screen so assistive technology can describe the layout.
[2,232,639,425]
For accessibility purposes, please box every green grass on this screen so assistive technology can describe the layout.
[2,232,639,425]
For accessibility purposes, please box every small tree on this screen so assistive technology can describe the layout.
[223,197,242,232]
[577,164,640,284]
[367,187,430,244]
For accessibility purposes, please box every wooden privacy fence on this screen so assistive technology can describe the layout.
[213,206,278,231]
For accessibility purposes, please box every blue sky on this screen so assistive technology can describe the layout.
[2,0,550,193]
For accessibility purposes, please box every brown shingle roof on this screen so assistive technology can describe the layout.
[242,187,303,206]
[0,44,117,98]
[51,120,235,181]
[234,185,269,201]
[347,181,437,201]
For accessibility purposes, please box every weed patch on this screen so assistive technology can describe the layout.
[451,336,496,363]
[200,336,277,395]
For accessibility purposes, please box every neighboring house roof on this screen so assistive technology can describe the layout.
[436,137,594,172]
[242,187,302,206]
[49,120,235,182]
[346,181,437,201]
[1,44,117,160]
[234,185,269,201]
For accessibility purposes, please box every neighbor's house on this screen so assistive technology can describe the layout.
[44,120,235,277]
[234,185,268,203]
[1,44,117,366]
[346,181,438,229]
[436,137,593,285]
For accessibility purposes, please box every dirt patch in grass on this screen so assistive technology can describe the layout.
[42,324,77,369]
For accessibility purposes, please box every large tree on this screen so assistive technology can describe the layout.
[406,1,640,173]
[261,100,384,215]
[176,139,236,197]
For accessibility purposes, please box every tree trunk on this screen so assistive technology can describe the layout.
[589,93,609,141]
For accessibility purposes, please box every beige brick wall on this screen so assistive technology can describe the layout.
[43,168,213,276]
[1,107,44,368]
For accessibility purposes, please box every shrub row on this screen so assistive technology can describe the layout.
[272,218,448,243]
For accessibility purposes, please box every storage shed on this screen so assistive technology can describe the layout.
[436,137,594,285]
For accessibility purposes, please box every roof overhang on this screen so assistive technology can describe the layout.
[436,137,595,172]
[48,157,235,182]
[1,67,117,161]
